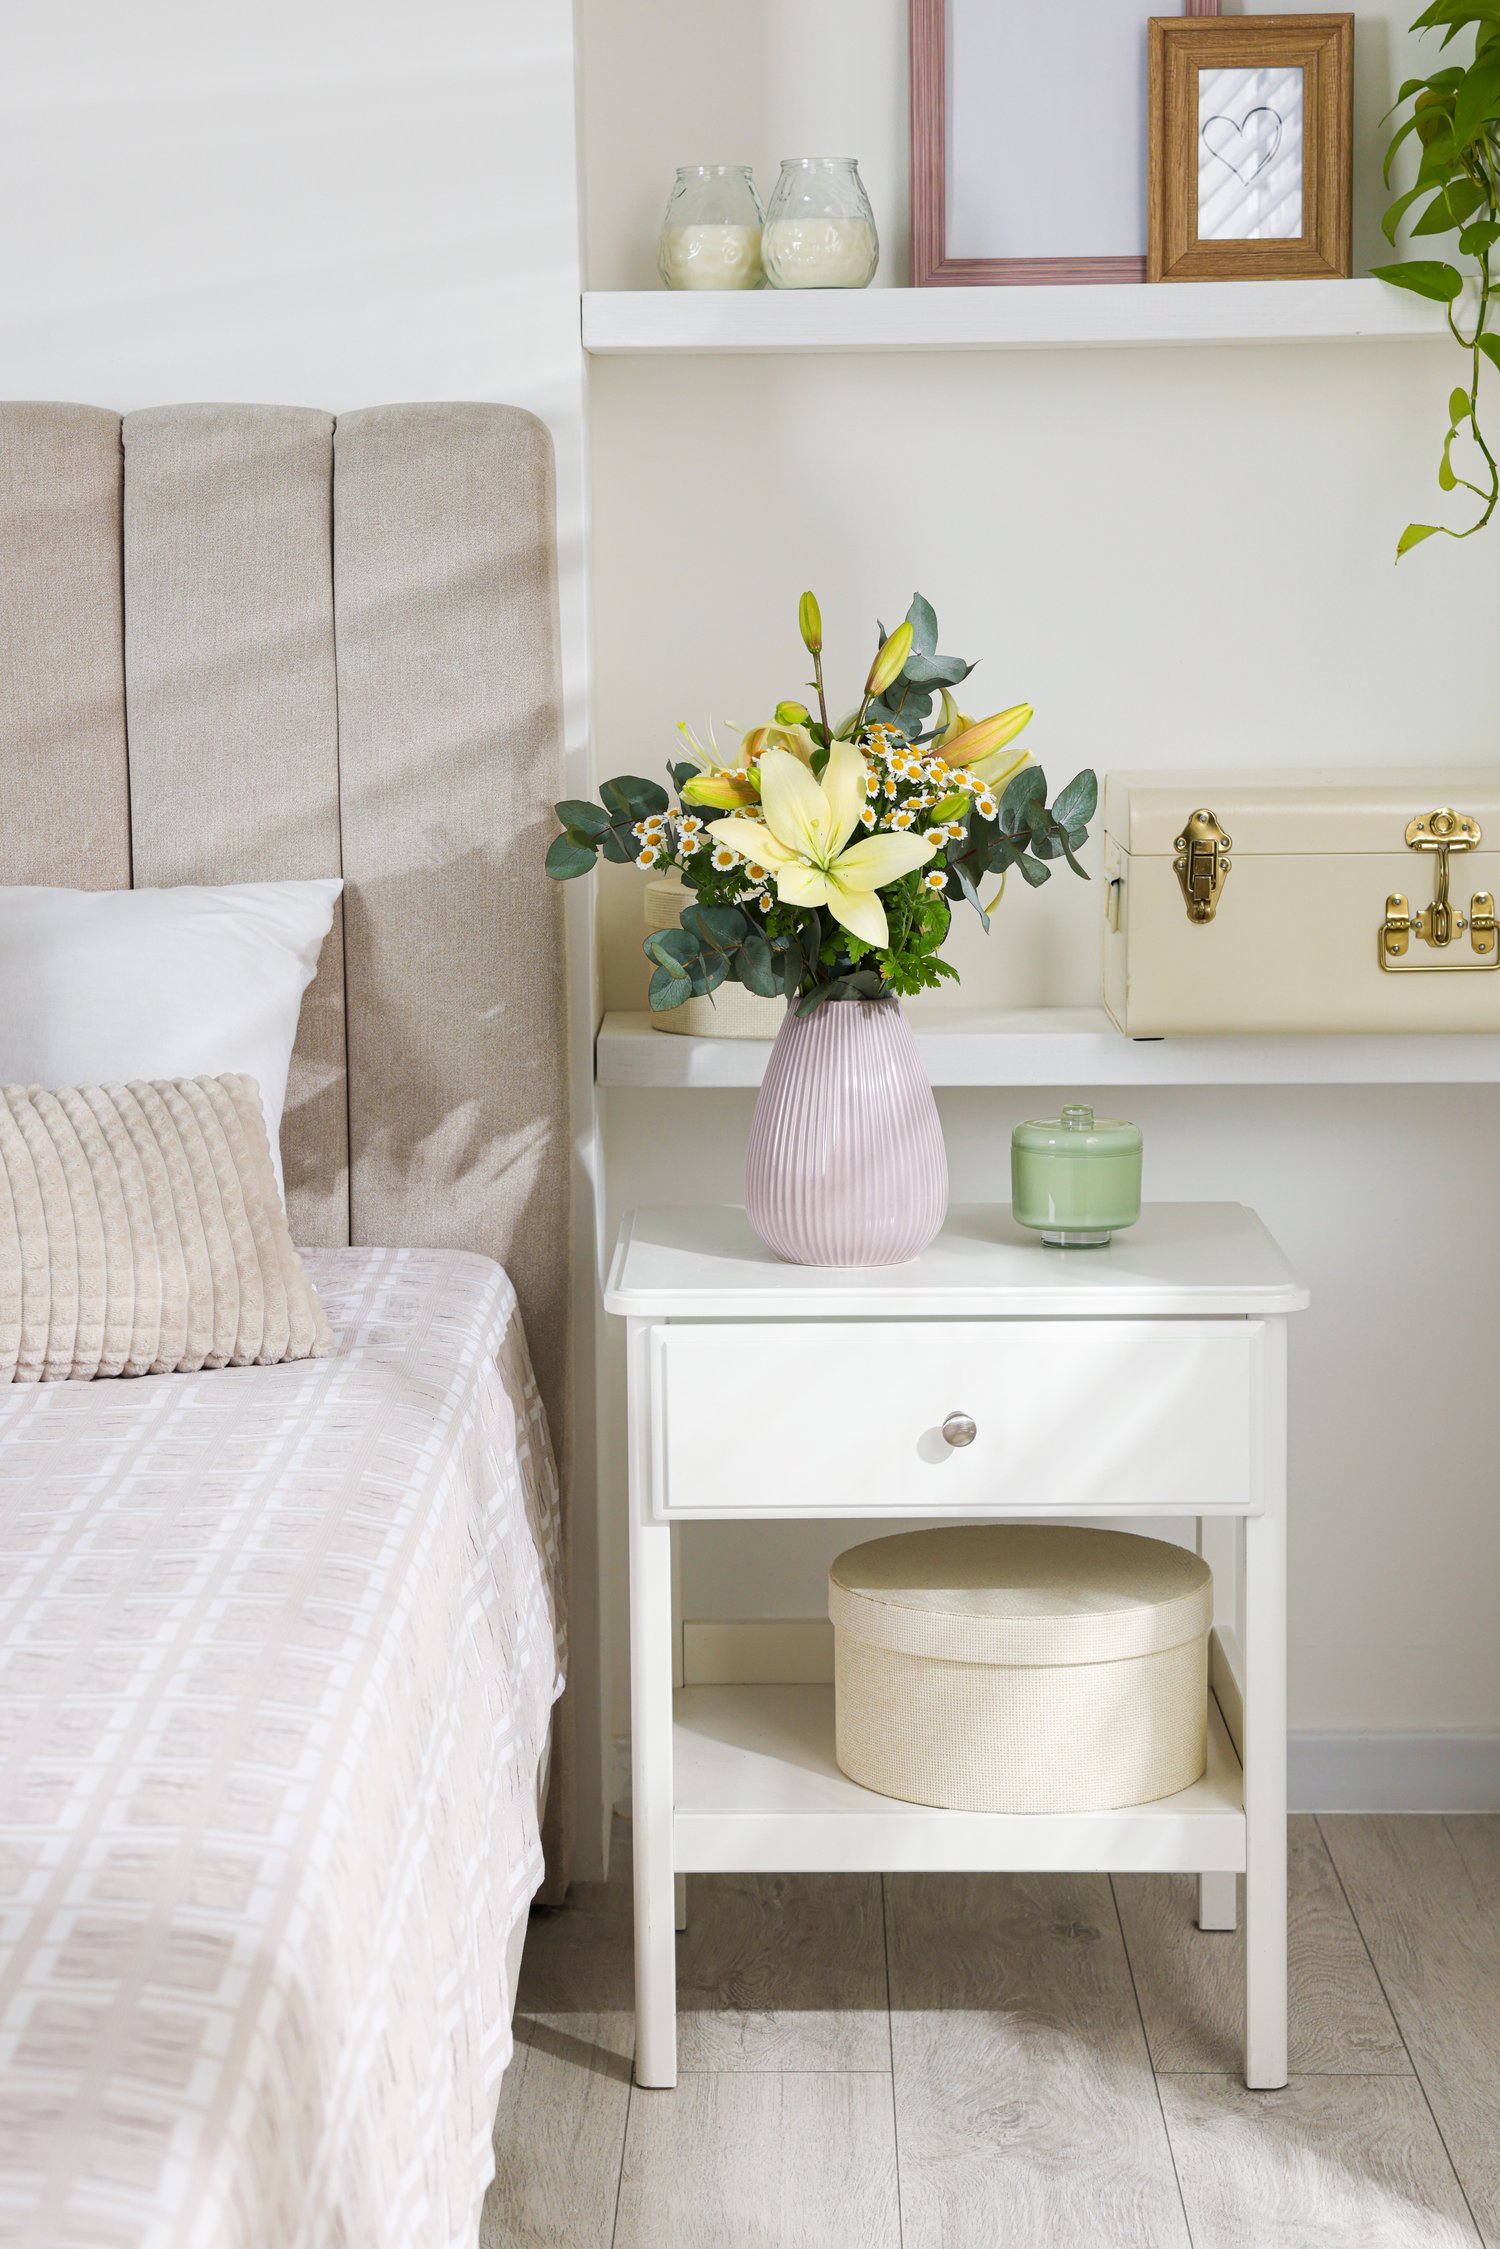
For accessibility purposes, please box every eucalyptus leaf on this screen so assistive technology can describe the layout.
[904,592,939,656]
[1016,855,1051,887]
[600,774,669,822]
[1000,763,1047,828]
[647,964,693,1012]
[1051,769,1098,830]
[554,798,613,837]
[735,928,780,997]
[545,832,598,879]
[598,827,636,864]
[682,903,751,952]
[901,652,972,687]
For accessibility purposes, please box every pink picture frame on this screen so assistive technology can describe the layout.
[911,0,1221,285]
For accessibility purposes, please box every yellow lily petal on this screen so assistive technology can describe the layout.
[819,739,869,854]
[774,863,830,909]
[758,748,837,863]
[832,831,936,889]
[822,871,890,949]
[706,814,800,869]
[967,743,1031,792]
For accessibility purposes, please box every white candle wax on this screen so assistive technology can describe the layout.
[660,224,762,291]
[762,217,878,290]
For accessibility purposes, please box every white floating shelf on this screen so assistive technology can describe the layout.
[583,278,1451,356]
[596,1006,1500,1088]
[673,1684,1245,1874]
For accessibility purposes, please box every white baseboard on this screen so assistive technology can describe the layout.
[1288,1733,1500,1814]
[610,1620,1500,1818]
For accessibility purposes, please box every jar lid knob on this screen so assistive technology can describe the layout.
[1061,1104,1094,1132]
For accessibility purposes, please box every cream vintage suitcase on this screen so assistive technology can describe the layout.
[1102,767,1500,1035]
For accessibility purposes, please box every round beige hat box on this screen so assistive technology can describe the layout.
[644,872,785,1038]
[829,1525,1213,1814]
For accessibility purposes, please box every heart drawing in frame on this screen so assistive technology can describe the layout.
[1201,105,1283,186]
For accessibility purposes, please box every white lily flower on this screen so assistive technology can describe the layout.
[707,743,936,950]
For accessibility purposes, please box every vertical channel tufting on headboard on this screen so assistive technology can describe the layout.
[120,405,351,1247]
[0,405,131,889]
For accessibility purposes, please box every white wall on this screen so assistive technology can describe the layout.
[0,0,611,1874]
[580,0,1500,1796]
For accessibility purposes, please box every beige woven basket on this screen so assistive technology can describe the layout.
[644,873,785,1039]
[829,1524,1212,1813]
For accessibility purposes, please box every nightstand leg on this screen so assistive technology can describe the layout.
[1197,1871,1238,1931]
[1242,1499,1288,2090]
[630,1511,677,2088]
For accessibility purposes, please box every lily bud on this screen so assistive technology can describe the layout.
[680,770,762,810]
[775,700,810,727]
[798,591,823,656]
[947,703,1034,781]
[936,689,974,748]
[865,620,914,700]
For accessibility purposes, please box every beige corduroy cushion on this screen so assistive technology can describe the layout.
[0,1073,332,1382]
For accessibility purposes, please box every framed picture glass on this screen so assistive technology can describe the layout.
[1147,15,1353,281]
[910,0,1220,285]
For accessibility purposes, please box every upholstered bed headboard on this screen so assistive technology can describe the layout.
[0,400,570,1440]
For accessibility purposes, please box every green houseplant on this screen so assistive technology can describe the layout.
[1376,0,1500,554]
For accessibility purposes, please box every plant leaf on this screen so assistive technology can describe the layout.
[1477,329,1500,369]
[1459,218,1500,256]
[1000,763,1047,829]
[600,774,670,822]
[647,963,694,1012]
[1382,182,1429,244]
[1396,521,1444,556]
[544,832,597,879]
[1451,384,1474,421]
[1439,431,1459,488]
[1411,180,1486,233]
[1412,0,1500,32]
[904,592,939,657]
[1051,769,1099,830]
[1453,58,1500,143]
[1370,258,1465,300]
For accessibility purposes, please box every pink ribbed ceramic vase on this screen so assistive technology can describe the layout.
[745,998,948,1267]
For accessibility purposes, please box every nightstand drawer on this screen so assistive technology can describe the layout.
[648,1319,1264,1518]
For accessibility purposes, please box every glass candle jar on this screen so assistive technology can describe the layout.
[760,157,879,289]
[658,165,764,291]
[1011,1105,1143,1248]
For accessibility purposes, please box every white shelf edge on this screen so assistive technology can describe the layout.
[596,1007,1500,1089]
[583,278,1454,357]
[672,1683,1244,1874]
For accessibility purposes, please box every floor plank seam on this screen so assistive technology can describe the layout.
[1312,1818,1487,2244]
[881,1876,907,2249]
[1109,1874,1199,2249]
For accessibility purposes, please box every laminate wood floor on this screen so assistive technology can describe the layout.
[482,1816,1497,2249]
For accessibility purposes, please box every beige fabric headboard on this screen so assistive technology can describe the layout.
[0,399,573,1872]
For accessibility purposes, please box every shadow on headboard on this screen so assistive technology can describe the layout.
[0,398,572,1447]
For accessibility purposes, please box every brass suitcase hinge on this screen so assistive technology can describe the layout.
[1380,807,1497,972]
[1173,809,1232,924]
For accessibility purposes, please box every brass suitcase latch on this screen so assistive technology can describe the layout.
[1380,807,1497,972]
[1174,808,1232,924]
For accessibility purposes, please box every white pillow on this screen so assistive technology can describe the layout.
[0,881,342,1200]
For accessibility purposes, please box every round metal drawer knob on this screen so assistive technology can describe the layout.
[942,1413,978,1448]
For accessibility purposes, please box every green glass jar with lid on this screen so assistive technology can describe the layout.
[1011,1104,1142,1247]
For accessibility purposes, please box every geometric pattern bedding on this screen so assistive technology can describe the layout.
[0,1248,565,2249]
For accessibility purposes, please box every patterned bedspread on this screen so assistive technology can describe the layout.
[0,1247,565,2249]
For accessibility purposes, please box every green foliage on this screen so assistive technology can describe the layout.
[1378,4,1500,553]
[543,592,1098,1015]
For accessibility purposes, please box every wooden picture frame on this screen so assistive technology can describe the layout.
[1147,15,1353,282]
[910,0,1220,287]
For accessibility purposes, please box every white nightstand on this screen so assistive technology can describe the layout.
[604,1202,1308,2093]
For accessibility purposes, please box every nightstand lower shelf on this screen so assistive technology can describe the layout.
[672,1683,1245,1876]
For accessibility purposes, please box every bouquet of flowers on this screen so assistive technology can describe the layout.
[546,591,1097,1016]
